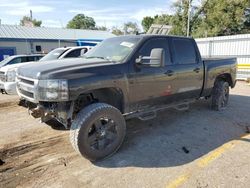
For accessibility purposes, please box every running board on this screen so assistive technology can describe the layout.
[125,99,196,120]
[138,111,157,121]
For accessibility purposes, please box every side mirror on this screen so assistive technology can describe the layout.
[136,48,165,67]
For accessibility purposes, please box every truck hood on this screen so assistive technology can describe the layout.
[17,58,114,79]
[0,62,35,73]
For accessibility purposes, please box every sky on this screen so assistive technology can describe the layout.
[0,0,177,29]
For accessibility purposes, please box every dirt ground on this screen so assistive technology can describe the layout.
[0,81,250,188]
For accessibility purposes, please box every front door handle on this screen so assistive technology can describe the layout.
[193,68,200,73]
[165,70,174,76]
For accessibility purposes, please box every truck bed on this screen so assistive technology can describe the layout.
[201,57,237,97]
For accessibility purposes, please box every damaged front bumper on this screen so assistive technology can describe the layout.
[27,101,74,129]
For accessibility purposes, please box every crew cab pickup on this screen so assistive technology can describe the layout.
[0,46,91,94]
[16,35,237,161]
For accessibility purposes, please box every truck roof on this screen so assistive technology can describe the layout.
[112,34,193,40]
[55,46,91,51]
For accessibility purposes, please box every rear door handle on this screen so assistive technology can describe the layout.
[193,68,200,73]
[165,70,174,76]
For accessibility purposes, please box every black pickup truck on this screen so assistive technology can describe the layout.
[16,35,237,161]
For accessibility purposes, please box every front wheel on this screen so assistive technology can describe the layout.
[70,103,126,161]
[211,80,230,111]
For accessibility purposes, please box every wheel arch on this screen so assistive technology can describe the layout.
[215,73,233,87]
[74,87,126,114]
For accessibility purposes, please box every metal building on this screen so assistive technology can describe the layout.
[196,34,250,80]
[0,25,115,61]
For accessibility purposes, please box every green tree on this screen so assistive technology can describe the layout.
[142,16,154,32]
[111,22,140,35]
[20,16,42,27]
[169,0,193,36]
[154,14,173,25]
[111,27,124,36]
[123,22,140,34]
[141,0,249,37]
[193,0,250,37]
[95,26,108,31]
[239,3,250,33]
[67,14,96,29]
[244,8,250,27]
[141,15,173,33]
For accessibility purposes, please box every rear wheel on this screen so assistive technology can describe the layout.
[211,80,230,111]
[70,103,126,161]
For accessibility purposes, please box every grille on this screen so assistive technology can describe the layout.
[20,78,34,85]
[20,89,34,98]
[17,75,37,102]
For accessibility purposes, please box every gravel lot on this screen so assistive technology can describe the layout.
[0,81,250,188]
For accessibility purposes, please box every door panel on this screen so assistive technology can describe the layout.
[128,37,178,111]
[172,64,203,99]
[128,65,178,111]
[171,38,203,99]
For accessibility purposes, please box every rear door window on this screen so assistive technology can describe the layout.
[172,38,197,64]
[21,57,29,63]
[26,56,36,62]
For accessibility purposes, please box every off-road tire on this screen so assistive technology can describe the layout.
[70,103,126,161]
[211,80,230,111]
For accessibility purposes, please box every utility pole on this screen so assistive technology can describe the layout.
[30,10,33,20]
[187,0,191,37]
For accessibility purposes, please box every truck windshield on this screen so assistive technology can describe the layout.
[39,48,68,61]
[84,37,140,62]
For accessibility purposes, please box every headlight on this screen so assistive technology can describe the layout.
[6,70,16,82]
[37,80,68,101]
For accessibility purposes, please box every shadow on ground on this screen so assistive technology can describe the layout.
[94,95,250,168]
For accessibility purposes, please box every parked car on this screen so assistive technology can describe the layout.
[16,35,237,161]
[0,54,43,68]
[0,54,43,94]
[0,46,91,94]
[38,46,92,61]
